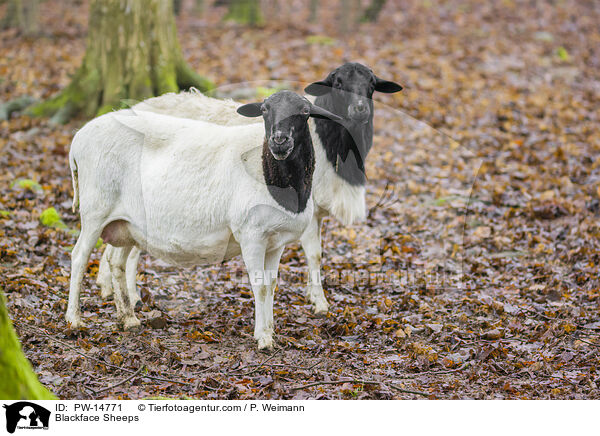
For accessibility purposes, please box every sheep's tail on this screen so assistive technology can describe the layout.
[70,153,79,213]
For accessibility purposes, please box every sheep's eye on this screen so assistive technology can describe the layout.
[334,81,343,89]
[261,105,268,113]
[301,107,310,115]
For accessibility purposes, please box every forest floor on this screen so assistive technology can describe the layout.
[1,0,599,399]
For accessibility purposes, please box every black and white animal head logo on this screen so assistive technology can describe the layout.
[2,402,50,434]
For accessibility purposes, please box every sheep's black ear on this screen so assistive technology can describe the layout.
[304,79,333,96]
[374,77,403,93]
[237,103,263,117]
[309,103,342,122]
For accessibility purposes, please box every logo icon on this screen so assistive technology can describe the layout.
[2,402,50,434]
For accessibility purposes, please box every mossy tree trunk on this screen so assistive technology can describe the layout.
[173,0,182,15]
[339,0,362,33]
[339,0,350,33]
[28,0,213,124]
[361,0,386,22]
[1,0,39,36]
[0,290,56,399]
[224,0,263,26]
[309,0,319,23]
[194,0,205,15]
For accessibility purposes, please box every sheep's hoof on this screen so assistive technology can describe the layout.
[311,298,329,317]
[313,306,329,318]
[306,287,328,314]
[256,336,274,352]
[97,274,113,299]
[66,315,84,329]
[67,319,84,329]
[99,284,113,300]
[122,317,141,331]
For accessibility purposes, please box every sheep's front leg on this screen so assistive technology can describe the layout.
[264,246,285,340]
[109,246,140,330]
[241,242,272,350]
[300,214,329,315]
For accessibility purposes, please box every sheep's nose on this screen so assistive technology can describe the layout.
[272,131,289,145]
[349,100,370,121]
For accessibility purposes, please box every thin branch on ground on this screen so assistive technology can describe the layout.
[576,337,600,348]
[423,361,471,375]
[290,378,380,390]
[234,348,284,376]
[90,365,145,396]
[389,384,431,397]
[18,323,189,386]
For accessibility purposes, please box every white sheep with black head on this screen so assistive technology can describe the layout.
[97,63,403,316]
[67,90,340,350]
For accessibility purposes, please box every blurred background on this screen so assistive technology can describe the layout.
[1,0,599,400]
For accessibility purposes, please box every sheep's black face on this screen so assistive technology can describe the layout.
[262,91,310,160]
[237,90,342,161]
[304,62,403,123]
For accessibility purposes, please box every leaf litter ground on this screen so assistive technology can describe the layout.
[0,0,599,399]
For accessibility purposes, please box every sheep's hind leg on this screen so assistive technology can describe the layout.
[98,245,142,308]
[109,246,140,330]
[125,246,142,308]
[300,215,329,316]
[97,245,114,299]
[66,220,103,328]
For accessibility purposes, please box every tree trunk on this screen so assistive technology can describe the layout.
[0,290,56,399]
[173,0,183,15]
[351,0,361,23]
[339,0,350,33]
[194,0,205,15]
[224,0,263,26]
[361,0,386,22]
[1,0,39,36]
[28,0,213,124]
[309,0,318,23]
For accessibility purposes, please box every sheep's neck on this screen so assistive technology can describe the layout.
[313,93,373,186]
[262,134,315,214]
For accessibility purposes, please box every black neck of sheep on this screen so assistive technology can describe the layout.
[313,92,374,186]
[262,123,315,214]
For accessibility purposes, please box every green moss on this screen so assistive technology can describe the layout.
[120,99,140,109]
[0,210,10,218]
[27,91,69,118]
[50,102,77,125]
[556,46,570,61]
[154,62,180,96]
[11,178,42,192]
[0,290,56,400]
[224,0,263,26]
[96,104,116,116]
[0,95,37,120]
[176,62,214,92]
[26,1,214,124]
[39,207,67,230]
[306,35,336,46]
[255,86,279,99]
